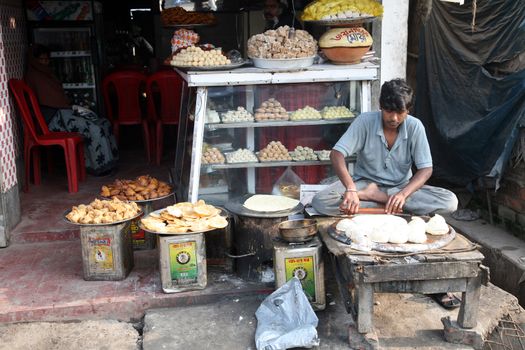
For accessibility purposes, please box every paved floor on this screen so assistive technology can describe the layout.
[141,281,521,350]
[10,148,175,243]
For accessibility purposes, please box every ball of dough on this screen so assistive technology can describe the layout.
[426,214,449,235]
[369,226,390,243]
[407,216,427,243]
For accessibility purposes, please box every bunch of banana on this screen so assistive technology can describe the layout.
[301,0,383,21]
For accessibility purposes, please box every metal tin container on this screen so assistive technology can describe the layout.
[158,232,207,293]
[130,202,156,251]
[273,236,325,310]
[80,221,134,281]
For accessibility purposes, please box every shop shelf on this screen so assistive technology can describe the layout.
[62,83,95,89]
[204,118,355,130]
[201,157,355,170]
[50,51,92,58]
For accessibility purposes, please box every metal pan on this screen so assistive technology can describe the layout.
[278,219,318,243]
[139,207,229,235]
[101,191,175,204]
[63,209,143,227]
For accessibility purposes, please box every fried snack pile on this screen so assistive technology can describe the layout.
[141,200,228,234]
[161,6,216,26]
[100,175,172,201]
[247,26,317,59]
[66,198,141,225]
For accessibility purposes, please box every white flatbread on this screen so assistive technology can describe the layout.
[243,195,299,212]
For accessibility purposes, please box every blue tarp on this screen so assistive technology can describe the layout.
[416,0,525,186]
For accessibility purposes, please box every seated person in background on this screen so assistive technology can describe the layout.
[312,78,458,216]
[25,44,118,176]
[263,0,301,30]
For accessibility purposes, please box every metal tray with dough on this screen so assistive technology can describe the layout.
[327,215,456,253]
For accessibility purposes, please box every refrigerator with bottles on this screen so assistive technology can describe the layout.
[25,1,104,113]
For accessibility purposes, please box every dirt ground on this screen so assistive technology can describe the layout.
[0,320,140,350]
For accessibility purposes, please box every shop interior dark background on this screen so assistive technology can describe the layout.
[100,0,312,72]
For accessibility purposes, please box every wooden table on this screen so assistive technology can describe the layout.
[318,219,487,334]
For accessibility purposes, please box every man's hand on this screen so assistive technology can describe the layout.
[385,192,406,214]
[340,191,360,215]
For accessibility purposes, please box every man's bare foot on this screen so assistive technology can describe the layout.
[358,183,389,203]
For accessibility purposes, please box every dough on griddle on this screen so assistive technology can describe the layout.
[426,214,449,235]
[407,216,427,243]
[243,194,299,212]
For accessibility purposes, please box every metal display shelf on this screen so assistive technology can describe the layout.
[175,62,378,87]
[174,64,378,203]
[50,51,91,58]
[202,157,356,170]
[62,83,95,89]
[205,118,354,130]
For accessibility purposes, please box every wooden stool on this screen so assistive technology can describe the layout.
[319,219,488,334]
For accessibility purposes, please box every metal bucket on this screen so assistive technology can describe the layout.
[232,214,290,281]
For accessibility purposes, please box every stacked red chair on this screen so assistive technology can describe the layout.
[102,71,152,162]
[146,70,184,165]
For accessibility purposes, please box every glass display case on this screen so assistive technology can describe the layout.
[173,64,378,205]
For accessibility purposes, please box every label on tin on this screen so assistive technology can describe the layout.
[169,241,198,284]
[88,236,114,271]
[130,218,145,245]
[285,256,316,302]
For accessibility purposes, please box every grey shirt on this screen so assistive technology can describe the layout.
[333,111,433,186]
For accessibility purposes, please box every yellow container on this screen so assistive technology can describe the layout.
[80,221,134,281]
[273,236,325,310]
[158,232,207,293]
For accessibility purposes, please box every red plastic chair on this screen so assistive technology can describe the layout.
[102,71,151,161]
[8,79,86,193]
[146,71,184,165]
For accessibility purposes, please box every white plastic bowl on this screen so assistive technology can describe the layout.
[250,56,315,70]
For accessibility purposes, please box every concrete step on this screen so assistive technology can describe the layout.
[142,283,521,350]
[0,240,272,324]
[445,215,525,307]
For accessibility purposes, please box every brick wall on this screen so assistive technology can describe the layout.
[493,129,525,236]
